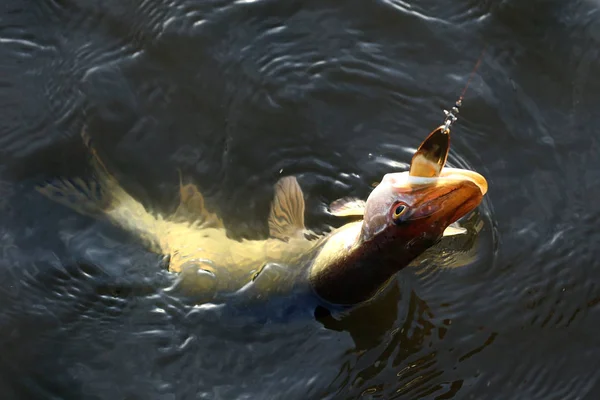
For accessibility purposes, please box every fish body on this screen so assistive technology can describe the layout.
[38,131,488,308]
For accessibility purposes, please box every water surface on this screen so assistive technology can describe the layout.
[1,0,600,399]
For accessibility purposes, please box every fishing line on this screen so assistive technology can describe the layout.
[442,44,488,133]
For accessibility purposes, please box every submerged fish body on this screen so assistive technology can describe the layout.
[38,131,488,308]
[38,146,323,302]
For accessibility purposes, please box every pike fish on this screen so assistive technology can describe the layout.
[38,129,487,308]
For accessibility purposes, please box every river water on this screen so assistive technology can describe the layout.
[1,0,600,399]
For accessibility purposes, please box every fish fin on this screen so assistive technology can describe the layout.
[329,197,365,217]
[37,127,118,216]
[36,176,111,218]
[442,223,467,237]
[81,128,120,192]
[39,128,163,253]
[173,170,224,228]
[268,176,306,241]
[37,129,127,217]
[38,128,144,222]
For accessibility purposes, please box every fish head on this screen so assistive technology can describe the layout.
[360,167,488,255]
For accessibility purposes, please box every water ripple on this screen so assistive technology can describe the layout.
[2,0,600,398]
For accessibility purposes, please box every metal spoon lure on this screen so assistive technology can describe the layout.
[409,46,486,178]
[409,101,460,178]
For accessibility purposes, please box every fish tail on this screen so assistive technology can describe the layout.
[36,175,112,218]
[37,128,164,254]
[37,128,133,220]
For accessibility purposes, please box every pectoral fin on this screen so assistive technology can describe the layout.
[268,176,306,241]
[329,197,365,217]
[442,223,467,237]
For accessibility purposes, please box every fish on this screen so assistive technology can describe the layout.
[37,129,488,308]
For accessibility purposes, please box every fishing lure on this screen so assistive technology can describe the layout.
[409,47,486,178]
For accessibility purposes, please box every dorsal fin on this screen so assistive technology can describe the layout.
[268,176,306,241]
[329,197,365,217]
[173,170,224,228]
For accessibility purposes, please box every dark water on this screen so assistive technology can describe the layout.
[1,0,600,398]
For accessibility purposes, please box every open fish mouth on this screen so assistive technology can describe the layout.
[384,168,488,196]
[433,168,488,195]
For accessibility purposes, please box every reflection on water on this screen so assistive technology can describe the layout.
[2,0,600,398]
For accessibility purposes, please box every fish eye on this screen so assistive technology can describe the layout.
[394,205,406,217]
[391,202,408,223]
